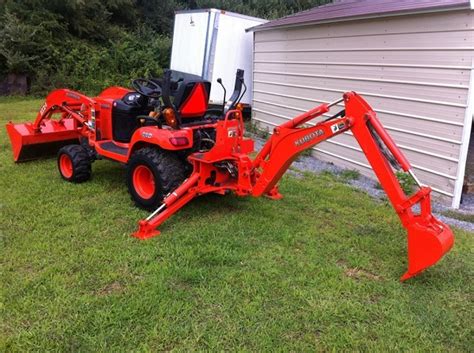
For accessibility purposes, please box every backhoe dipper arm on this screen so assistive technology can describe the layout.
[251,92,453,280]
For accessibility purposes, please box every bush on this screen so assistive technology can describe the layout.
[31,28,171,95]
[0,0,332,95]
[395,171,417,195]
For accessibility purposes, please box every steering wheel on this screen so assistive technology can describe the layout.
[131,78,162,98]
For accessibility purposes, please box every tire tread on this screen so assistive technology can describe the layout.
[58,145,92,183]
[127,147,186,210]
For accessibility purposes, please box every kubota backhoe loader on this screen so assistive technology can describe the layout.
[5,73,453,281]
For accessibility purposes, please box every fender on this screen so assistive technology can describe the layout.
[97,86,132,100]
[128,126,194,157]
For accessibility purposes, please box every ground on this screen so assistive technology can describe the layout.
[1,97,473,351]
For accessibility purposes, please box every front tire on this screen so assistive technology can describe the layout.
[57,145,92,183]
[126,147,186,211]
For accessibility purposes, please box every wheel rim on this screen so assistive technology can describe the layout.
[132,165,156,200]
[59,154,73,178]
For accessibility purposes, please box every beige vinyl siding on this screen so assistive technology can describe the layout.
[252,9,474,206]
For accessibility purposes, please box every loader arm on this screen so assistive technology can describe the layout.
[134,92,453,281]
[31,89,96,132]
[6,89,96,162]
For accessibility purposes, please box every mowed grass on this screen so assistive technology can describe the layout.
[1,97,473,352]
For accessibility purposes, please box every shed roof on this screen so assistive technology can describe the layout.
[251,0,472,31]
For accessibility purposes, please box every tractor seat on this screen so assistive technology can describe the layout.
[175,81,211,118]
[156,70,211,120]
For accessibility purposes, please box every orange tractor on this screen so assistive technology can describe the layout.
[6,70,453,281]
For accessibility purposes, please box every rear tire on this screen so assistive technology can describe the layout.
[57,145,92,183]
[126,147,186,211]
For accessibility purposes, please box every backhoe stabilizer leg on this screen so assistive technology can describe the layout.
[133,219,162,240]
[132,174,200,240]
[265,186,283,200]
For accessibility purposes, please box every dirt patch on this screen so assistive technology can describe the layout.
[344,267,382,281]
[96,281,124,296]
[368,294,383,304]
[337,259,382,281]
[168,278,193,292]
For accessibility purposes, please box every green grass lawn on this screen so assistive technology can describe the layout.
[1,97,473,352]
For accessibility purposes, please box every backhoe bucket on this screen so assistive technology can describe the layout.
[6,119,80,162]
[402,217,454,281]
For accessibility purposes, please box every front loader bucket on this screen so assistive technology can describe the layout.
[6,119,80,162]
[401,217,454,281]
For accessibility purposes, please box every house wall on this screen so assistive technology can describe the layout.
[252,10,474,207]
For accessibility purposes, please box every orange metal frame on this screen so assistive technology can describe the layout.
[133,92,454,281]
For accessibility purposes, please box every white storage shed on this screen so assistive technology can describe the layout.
[250,0,474,208]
